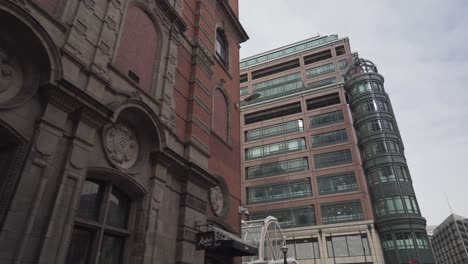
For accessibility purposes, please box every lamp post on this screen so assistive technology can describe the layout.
[281,245,288,264]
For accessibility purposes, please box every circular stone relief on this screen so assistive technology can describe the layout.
[0,46,24,104]
[210,186,224,217]
[104,123,139,170]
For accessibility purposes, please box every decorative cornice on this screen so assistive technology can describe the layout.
[216,0,248,43]
[157,0,187,32]
[43,81,113,128]
[151,147,217,188]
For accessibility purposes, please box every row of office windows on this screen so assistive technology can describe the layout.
[252,72,301,91]
[244,120,304,142]
[367,165,411,185]
[243,96,343,141]
[314,149,353,169]
[240,43,345,85]
[312,129,348,147]
[245,138,353,170]
[358,118,395,137]
[381,232,430,250]
[249,200,364,228]
[305,63,335,78]
[363,139,402,158]
[306,92,341,111]
[374,195,420,217]
[245,125,347,151]
[246,179,312,204]
[243,93,344,125]
[240,44,346,91]
[354,98,389,115]
[245,138,306,160]
[246,172,358,204]
[285,234,371,260]
[326,234,371,257]
[240,35,339,69]
[307,77,337,90]
[248,202,364,228]
[349,81,383,96]
[245,157,309,180]
[256,80,303,99]
[250,206,316,228]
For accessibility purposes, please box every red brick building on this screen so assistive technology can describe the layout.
[0,0,249,263]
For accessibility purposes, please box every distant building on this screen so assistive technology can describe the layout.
[427,225,437,240]
[239,35,434,263]
[431,214,468,264]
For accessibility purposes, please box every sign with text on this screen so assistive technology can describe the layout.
[196,231,216,250]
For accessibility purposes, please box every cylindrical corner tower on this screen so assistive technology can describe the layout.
[344,58,435,263]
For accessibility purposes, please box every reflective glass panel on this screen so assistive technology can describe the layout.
[106,187,130,228]
[78,180,104,221]
[65,227,93,264]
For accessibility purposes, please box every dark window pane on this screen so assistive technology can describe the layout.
[99,234,125,264]
[66,228,93,264]
[313,149,352,169]
[317,172,358,195]
[106,187,130,228]
[246,157,309,180]
[78,180,104,221]
[311,129,348,147]
[321,200,363,224]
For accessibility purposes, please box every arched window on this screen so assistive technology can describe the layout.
[116,6,158,92]
[66,179,131,264]
[215,29,228,66]
[213,89,229,142]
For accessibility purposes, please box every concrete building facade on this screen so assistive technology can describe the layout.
[239,35,434,263]
[431,214,468,264]
[0,0,250,264]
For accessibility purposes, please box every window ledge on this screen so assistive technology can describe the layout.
[211,130,232,150]
[215,55,233,79]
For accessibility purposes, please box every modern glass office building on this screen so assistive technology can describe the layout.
[239,35,434,264]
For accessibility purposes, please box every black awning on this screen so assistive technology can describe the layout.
[196,227,258,257]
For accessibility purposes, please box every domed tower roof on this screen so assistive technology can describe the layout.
[344,58,379,82]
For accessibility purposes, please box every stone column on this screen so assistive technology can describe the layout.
[37,109,102,264]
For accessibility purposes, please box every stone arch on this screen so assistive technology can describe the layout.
[214,24,230,68]
[0,119,29,227]
[0,3,62,83]
[0,3,63,109]
[114,0,168,94]
[212,85,231,142]
[86,166,148,198]
[109,100,166,151]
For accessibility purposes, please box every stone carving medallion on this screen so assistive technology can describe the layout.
[209,185,224,217]
[0,47,22,101]
[104,123,139,170]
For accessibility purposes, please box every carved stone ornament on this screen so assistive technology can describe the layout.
[103,123,139,170]
[0,47,22,100]
[209,185,224,217]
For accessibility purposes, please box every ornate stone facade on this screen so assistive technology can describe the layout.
[0,0,248,264]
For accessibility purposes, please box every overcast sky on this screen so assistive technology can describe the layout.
[239,0,468,226]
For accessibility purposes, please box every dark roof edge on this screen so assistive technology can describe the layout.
[217,0,249,43]
[158,0,187,32]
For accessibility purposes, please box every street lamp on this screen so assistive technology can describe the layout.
[280,245,288,264]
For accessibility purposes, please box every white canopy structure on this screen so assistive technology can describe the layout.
[242,216,298,264]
